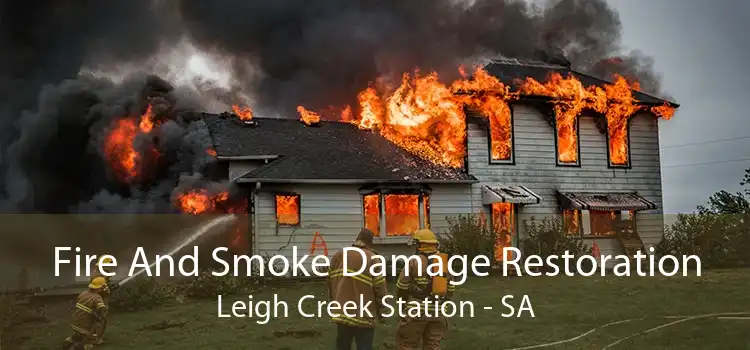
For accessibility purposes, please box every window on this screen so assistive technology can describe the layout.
[275,194,300,226]
[363,192,430,236]
[555,116,581,166]
[564,209,636,237]
[491,203,515,262]
[487,104,514,164]
[607,118,632,168]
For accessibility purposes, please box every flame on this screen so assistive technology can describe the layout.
[340,105,353,123]
[176,190,229,214]
[356,87,384,130]
[564,209,580,235]
[491,202,514,262]
[384,194,420,236]
[206,148,217,156]
[297,105,321,126]
[651,103,675,120]
[139,104,155,133]
[341,66,676,169]
[232,105,254,121]
[104,119,139,182]
[103,105,162,183]
[276,195,300,225]
[363,194,380,235]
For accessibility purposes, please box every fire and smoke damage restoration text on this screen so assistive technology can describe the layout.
[55,246,702,322]
[55,246,703,279]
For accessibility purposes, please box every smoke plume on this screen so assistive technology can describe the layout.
[0,0,669,214]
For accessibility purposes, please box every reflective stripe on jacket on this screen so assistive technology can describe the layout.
[327,245,388,328]
[71,290,108,335]
[395,253,457,313]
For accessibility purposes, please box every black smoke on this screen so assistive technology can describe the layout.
[0,0,670,214]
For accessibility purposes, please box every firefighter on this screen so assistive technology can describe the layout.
[62,277,109,350]
[394,229,456,350]
[327,228,388,350]
[90,255,118,345]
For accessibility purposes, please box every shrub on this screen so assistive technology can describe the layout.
[109,278,179,312]
[521,216,591,271]
[437,214,494,260]
[656,212,750,268]
[184,271,259,299]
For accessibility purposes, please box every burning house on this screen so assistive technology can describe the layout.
[200,58,678,266]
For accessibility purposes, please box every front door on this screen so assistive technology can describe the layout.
[491,202,517,262]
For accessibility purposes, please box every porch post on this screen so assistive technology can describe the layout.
[379,194,387,237]
[418,195,426,229]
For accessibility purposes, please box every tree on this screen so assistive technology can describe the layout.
[657,166,750,268]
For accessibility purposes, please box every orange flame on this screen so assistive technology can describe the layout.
[206,148,217,156]
[363,194,380,235]
[104,119,139,182]
[232,105,254,121]
[342,66,676,169]
[139,104,155,133]
[103,105,161,183]
[340,105,353,123]
[176,190,229,214]
[384,194,420,236]
[297,105,321,126]
[276,195,300,225]
[491,202,514,262]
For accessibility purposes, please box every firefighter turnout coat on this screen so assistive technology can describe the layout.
[327,245,388,328]
[71,290,108,336]
[395,253,457,350]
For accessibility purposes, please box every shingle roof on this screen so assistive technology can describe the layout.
[200,113,477,183]
[483,58,678,107]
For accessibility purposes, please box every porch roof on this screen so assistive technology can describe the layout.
[556,191,657,212]
[482,185,542,205]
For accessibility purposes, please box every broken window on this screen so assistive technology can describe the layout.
[555,117,581,166]
[487,102,514,164]
[588,210,616,236]
[491,202,515,262]
[563,209,581,236]
[363,192,430,236]
[275,194,300,226]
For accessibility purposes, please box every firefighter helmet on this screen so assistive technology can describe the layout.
[89,277,108,290]
[412,229,439,244]
[97,255,114,266]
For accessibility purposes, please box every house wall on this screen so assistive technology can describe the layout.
[466,105,665,257]
[251,183,472,275]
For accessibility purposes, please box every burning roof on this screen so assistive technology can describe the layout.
[200,114,476,183]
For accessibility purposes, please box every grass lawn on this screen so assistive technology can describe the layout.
[6,269,750,349]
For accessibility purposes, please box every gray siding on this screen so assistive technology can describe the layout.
[252,184,472,273]
[466,105,665,256]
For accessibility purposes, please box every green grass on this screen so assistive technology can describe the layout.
[6,269,750,349]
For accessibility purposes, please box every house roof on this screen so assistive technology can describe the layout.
[483,58,679,107]
[199,113,477,183]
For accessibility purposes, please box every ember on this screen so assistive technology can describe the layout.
[297,105,321,126]
[232,105,254,121]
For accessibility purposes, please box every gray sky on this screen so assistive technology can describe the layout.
[609,0,750,213]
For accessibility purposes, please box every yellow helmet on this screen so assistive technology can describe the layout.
[89,276,108,290]
[97,255,114,266]
[412,229,439,244]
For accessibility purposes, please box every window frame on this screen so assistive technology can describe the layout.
[606,118,633,169]
[554,116,582,167]
[486,106,516,165]
[274,192,301,227]
[361,191,431,237]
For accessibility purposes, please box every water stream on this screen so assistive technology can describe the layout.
[118,214,238,286]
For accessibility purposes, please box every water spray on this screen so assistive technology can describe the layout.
[118,214,238,286]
